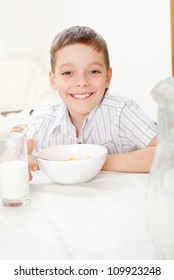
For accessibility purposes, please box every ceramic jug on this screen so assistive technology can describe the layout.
[146,77,174,259]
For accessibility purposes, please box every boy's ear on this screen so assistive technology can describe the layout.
[49,71,57,90]
[106,67,112,88]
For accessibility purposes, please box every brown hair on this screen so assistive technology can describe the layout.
[50,26,110,72]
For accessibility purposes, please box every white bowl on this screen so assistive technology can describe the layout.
[35,144,107,184]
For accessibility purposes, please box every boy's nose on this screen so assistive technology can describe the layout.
[75,75,89,87]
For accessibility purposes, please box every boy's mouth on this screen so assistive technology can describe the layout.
[70,93,93,99]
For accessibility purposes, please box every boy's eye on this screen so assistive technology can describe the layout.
[62,71,72,76]
[90,69,100,74]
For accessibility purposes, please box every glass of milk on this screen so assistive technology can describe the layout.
[0,132,30,206]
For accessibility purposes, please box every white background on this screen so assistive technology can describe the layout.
[0,0,172,121]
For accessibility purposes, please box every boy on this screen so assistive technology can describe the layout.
[24,26,157,180]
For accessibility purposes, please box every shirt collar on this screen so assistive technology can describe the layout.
[47,99,101,137]
[47,101,68,136]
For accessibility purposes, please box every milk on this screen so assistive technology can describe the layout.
[0,160,29,200]
[147,171,174,259]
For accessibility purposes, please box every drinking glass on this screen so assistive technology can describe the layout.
[0,132,30,206]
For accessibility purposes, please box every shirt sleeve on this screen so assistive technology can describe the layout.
[118,99,157,151]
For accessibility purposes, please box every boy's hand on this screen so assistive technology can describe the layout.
[27,139,39,181]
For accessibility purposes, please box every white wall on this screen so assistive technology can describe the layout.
[0,0,36,58]
[0,0,172,121]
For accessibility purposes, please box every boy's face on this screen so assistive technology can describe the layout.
[50,43,112,120]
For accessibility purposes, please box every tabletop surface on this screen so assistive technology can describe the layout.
[0,170,159,260]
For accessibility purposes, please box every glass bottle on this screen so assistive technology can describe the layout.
[146,77,174,259]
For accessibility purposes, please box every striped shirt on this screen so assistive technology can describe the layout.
[23,92,157,154]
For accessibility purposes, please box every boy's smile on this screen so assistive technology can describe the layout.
[69,93,93,101]
[49,43,112,126]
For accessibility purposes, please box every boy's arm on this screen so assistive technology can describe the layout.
[102,137,157,173]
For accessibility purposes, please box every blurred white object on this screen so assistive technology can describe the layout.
[0,58,60,134]
[0,110,31,134]
[146,77,174,259]
[35,144,107,184]
[0,44,9,59]
[0,58,58,113]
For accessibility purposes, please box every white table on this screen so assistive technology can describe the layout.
[0,170,159,260]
